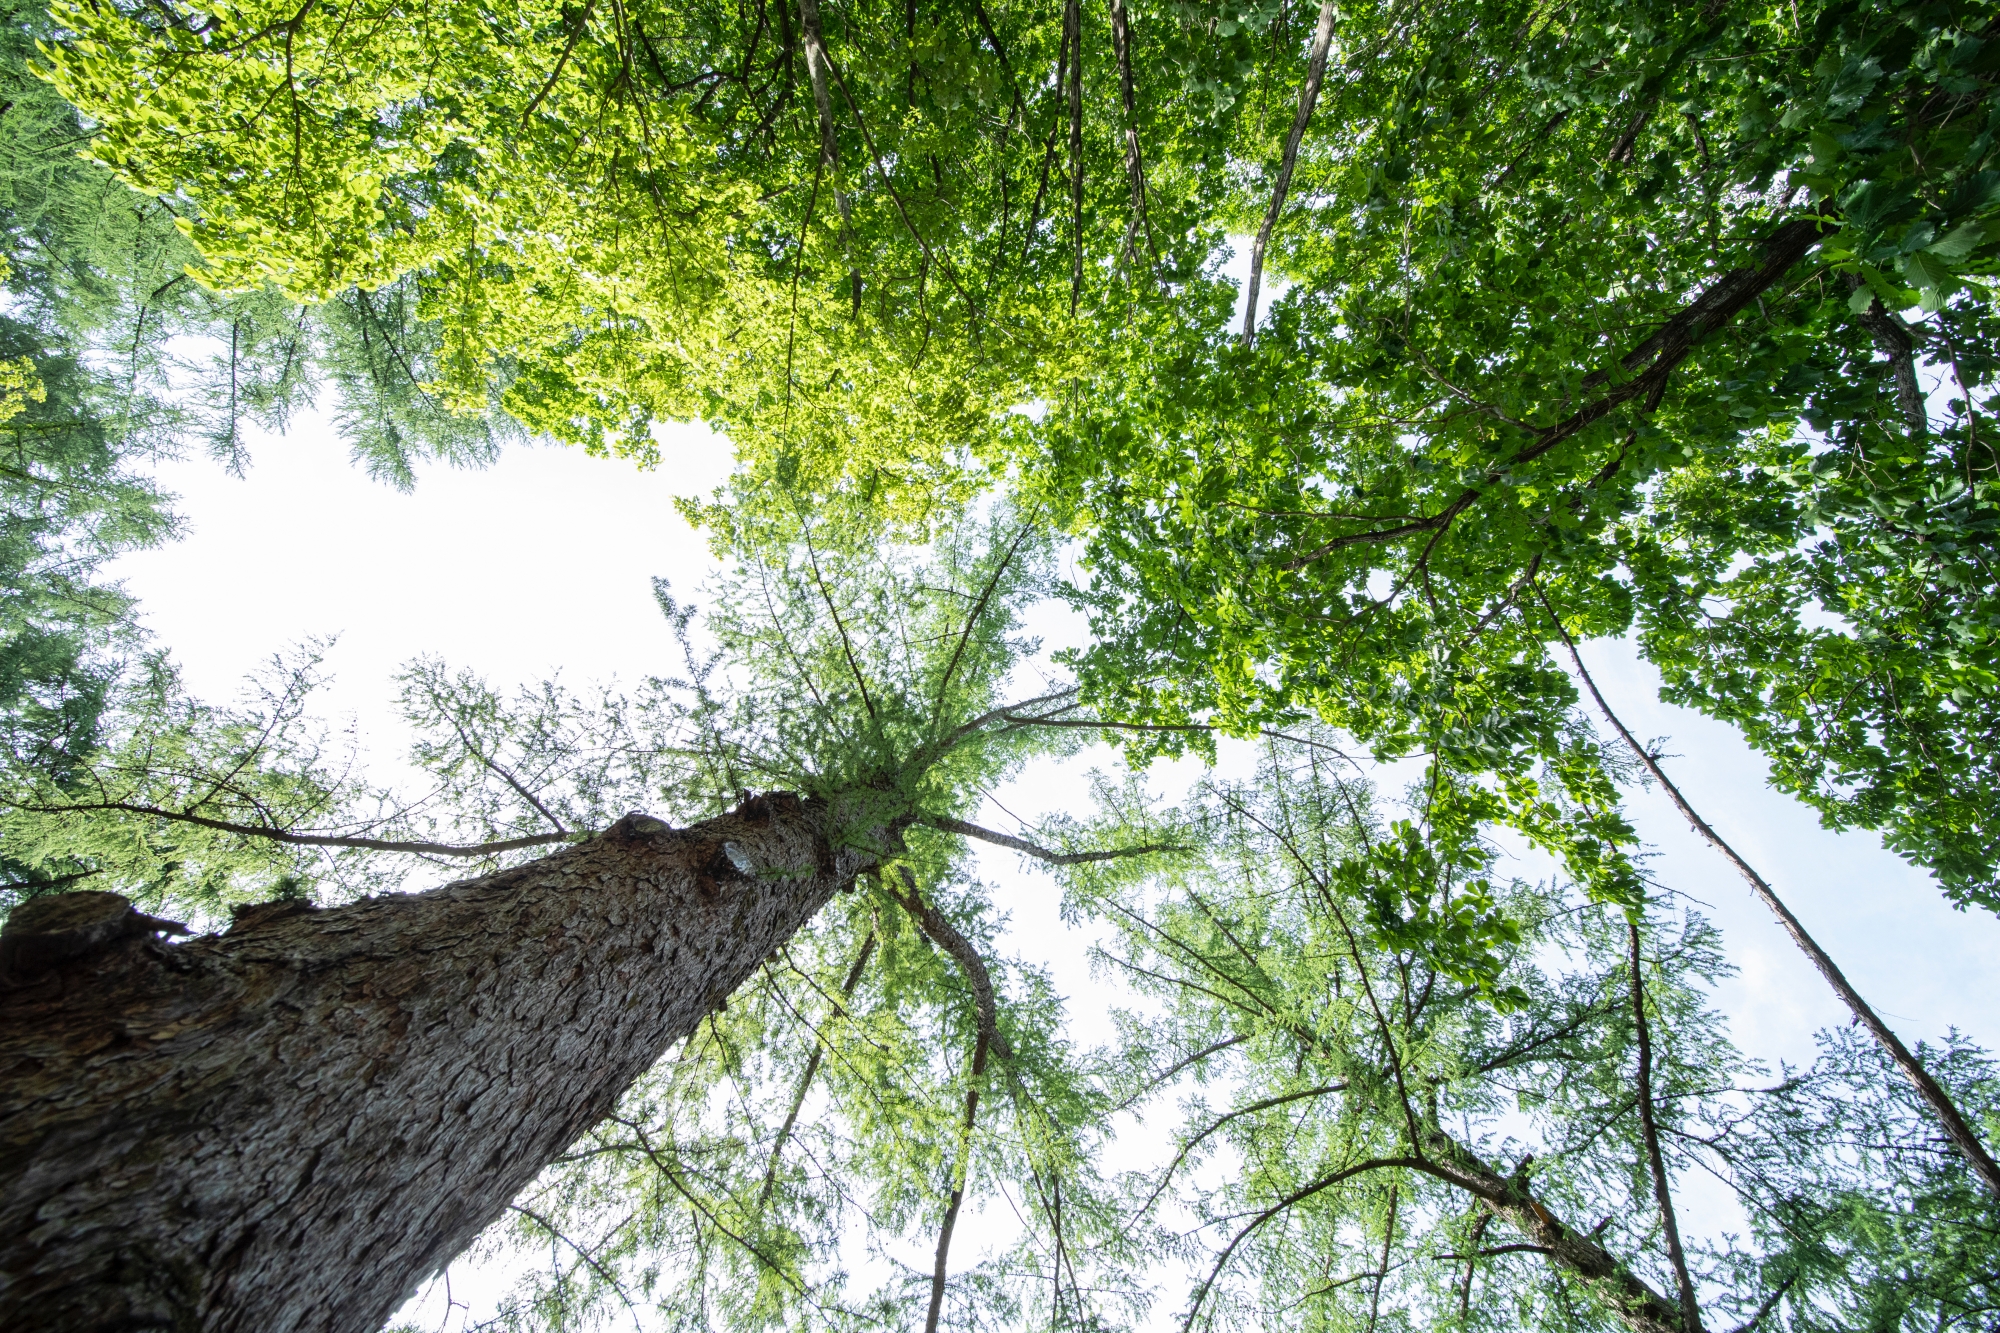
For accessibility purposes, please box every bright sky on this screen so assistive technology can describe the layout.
[105,393,2000,1327]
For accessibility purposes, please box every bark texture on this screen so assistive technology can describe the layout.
[0,793,870,1333]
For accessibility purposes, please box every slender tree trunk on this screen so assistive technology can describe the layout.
[1541,610,2000,1200]
[0,794,874,1333]
[1627,923,1702,1333]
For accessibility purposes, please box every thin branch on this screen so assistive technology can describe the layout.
[1443,1241,1553,1261]
[1107,0,1156,267]
[1113,1033,1252,1112]
[1458,1212,1493,1318]
[797,0,858,302]
[1629,921,1703,1333]
[926,1026,990,1333]
[824,58,980,317]
[889,868,1003,1333]
[440,710,568,834]
[917,815,1184,866]
[521,1,598,125]
[1244,0,1336,345]
[1727,1274,1795,1333]
[759,931,877,1207]
[16,799,575,858]
[1277,217,1829,573]
[1064,0,1083,315]
[1181,1158,1430,1332]
[506,1202,641,1329]
[1132,1081,1349,1220]
[1366,1185,1398,1333]
[931,528,1030,723]
[1537,586,2000,1200]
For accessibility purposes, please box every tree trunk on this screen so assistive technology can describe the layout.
[0,793,873,1333]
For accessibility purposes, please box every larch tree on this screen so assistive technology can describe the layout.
[0,506,1183,1330]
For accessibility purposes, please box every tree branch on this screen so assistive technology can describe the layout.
[890,866,1014,1061]
[1107,0,1155,268]
[1844,275,1928,437]
[796,0,857,305]
[1064,0,1083,315]
[925,1026,989,1333]
[1278,216,1831,572]
[1244,0,1336,345]
[917,814,1184,865]
[1417,1124,1689,1333]
[1537,586,2000,1200]
[758,930,876,1208]
[1727,1274,1795,1333]
[1181,1157,1431,1332]
[18,799,575,858]
[1629,921,1703,1332]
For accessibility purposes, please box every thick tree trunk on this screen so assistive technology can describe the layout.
[0,793,872,1333]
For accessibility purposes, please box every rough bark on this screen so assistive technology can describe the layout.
[0,793,874,1333]
[1418,1128,1687,1333]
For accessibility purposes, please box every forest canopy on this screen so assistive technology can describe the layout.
[5,0,2000,1331]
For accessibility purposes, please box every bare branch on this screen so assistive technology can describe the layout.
[887,868,1004,1333]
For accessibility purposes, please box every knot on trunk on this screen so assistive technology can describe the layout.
[0,891,188,987]
[733,791,804,823]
